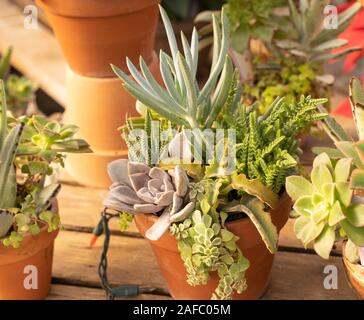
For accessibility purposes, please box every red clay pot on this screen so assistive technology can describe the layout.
[343,242,364,299]
[134,193,291,300]
[0,224,59,300]
[36,0,160,77]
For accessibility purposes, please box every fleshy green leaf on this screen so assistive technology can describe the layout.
[328,201,345,227]
[345,203,364,227]
[334,158,352,183]
[311,163,333,193]
[340,220,364,246]
[285,176,313,201]
[313,225,335,259]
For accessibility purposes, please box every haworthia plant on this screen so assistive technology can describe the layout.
[113,5,236,130]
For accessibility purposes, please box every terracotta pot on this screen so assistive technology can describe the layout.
[64,53,160,188]
[343,242,364,299]
[36,0,160,77]
[134,193,291,300]
[0,203,59,300]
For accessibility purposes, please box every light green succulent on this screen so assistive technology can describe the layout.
[286,152,364,259]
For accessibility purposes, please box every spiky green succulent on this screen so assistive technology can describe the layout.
[113,5,236,130]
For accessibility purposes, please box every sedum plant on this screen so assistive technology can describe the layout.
[105,5,326,300]
[0,80,91,248]
[286,77,364,266]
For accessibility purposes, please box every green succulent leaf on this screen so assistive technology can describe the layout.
[328,201,345,227]
[335,182,352,207]
[350,169,364,191]
[345,203,364,227]
[340,220,364,247]
[311,163,333,193]
[313,225,335,260]
[231,172,278,208]
[334,158,352,183]
[285,176,313,201]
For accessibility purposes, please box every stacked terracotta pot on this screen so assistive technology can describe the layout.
[36,0,160,187]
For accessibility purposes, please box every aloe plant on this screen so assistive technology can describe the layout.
[0,80,91,247]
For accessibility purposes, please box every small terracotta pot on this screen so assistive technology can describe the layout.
[343,242,364,299]
[36,0,160,77]
[0,205,59,300]
[134,193,291,300]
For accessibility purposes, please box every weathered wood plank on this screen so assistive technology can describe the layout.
[53,230,357,299]
[47,284,171,300]
[0,0,66,106]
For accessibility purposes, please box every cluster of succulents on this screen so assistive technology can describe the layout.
[106,5,327,300]
[286,78,364,267]
[0,81,91,248]
[0,48,37,116]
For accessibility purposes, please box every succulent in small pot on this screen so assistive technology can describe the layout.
[98,5,327,300]
[286,78,364,298]
[0,81,91,299]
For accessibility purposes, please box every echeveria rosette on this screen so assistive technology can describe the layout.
[286,153,364,259]
[103,159,195,240]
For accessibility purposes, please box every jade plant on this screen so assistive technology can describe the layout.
[196,0,361,115]
[100,5,327,300]
[0,80,91,248]
[0,48,37,116]
[286,77,364,267]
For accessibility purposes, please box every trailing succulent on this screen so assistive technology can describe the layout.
[0,81,91,248]
[286,77,364,266]
[0,48,37,116]
[109,5,326,299]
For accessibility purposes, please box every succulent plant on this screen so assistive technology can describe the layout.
[113,5,237,130]
[277,0,361,66]
[103,159,195,240]
[0,80,91,247]
[285,152,364,259]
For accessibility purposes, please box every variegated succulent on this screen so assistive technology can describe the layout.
[103,159,195,240]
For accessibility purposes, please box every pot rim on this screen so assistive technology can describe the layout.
[36,0,160,19]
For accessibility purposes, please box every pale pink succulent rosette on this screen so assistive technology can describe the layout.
[103,159,194,240]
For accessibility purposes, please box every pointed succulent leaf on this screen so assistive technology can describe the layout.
[313,225,335,259]
[312,147,344,159]
[345,204,364,227]
[238,198,278,253]
[340,220,364,247]
[293,196,315,217]
[349,77,364,140]
[335,141,363,169]
[312,39,348,52]
[334,158,352,183]
[345,239,360,264]
[285,176,313,201]
[0,47,12,79]
[350,169,364,191]
[313,152,333,173]
[311,163,333,193]
[335,182,352,207]
[231,172,278,208]
[295,215,325,248]
[328,201,345,227]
